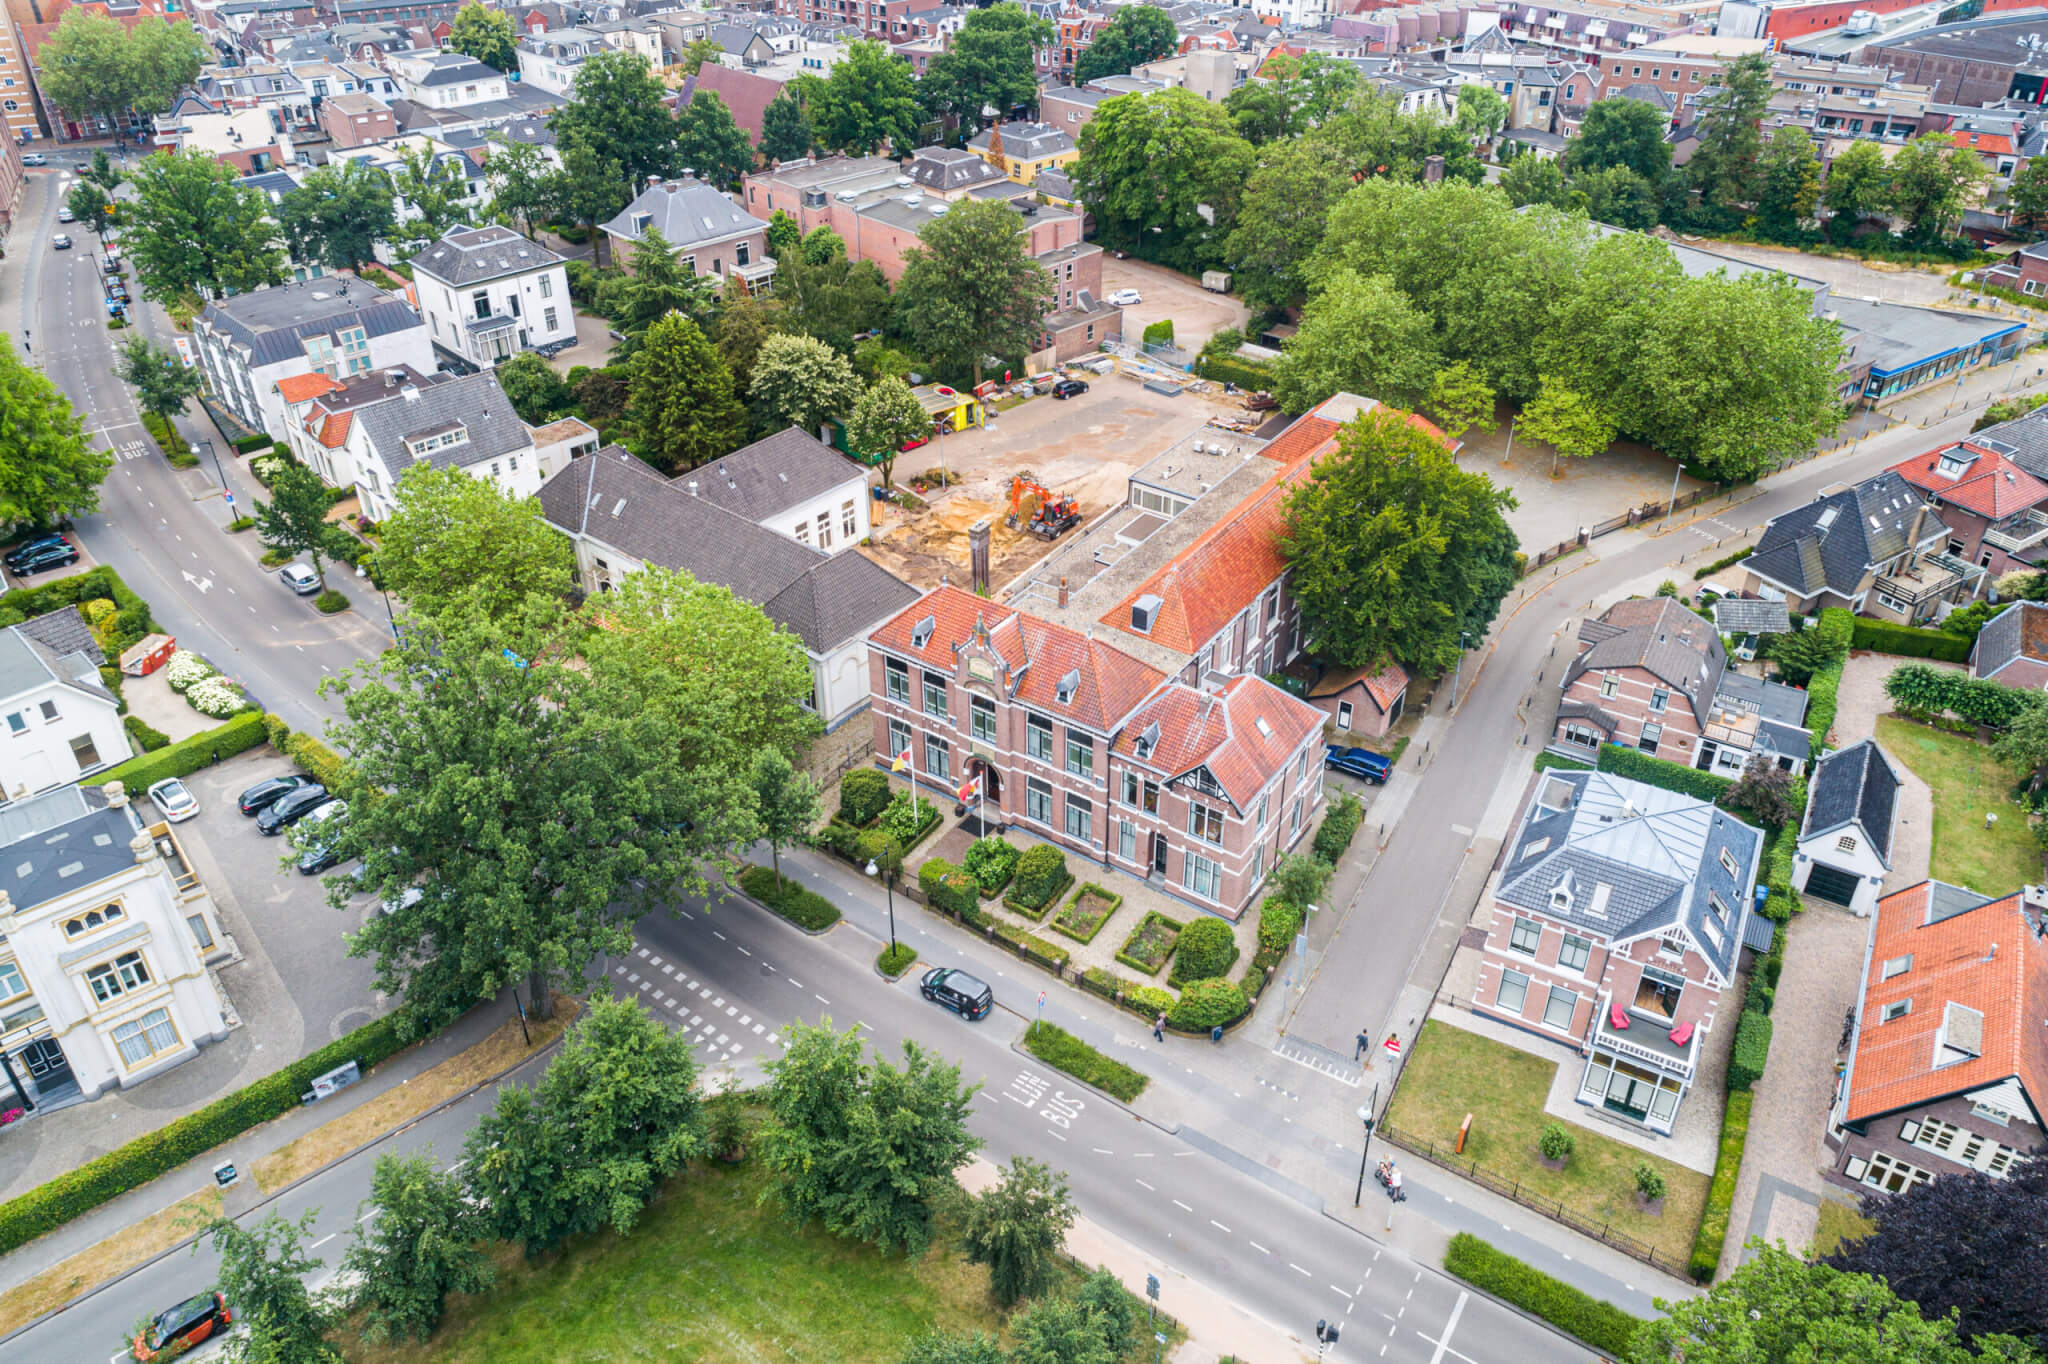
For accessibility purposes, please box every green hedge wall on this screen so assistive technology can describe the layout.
[1596,744,1735,802]
[0,565,158,654]
[1021,1022,1148,1102]
[1803,608,1857,748]
[1192,352,1277,391]
[1690,1090,1753,1281]
[1727,1008,1773,1092]
[738,864,840,930]
[1312,792,1364,861]
[95,711,269,792]
[1692,546,1755,581]
[0,1007,419,1256]
[1884,663,2040,729]
[917,857,979,918]
[1256,898,1303,953]
[1442,1233,1646,1357]
[1850,618,1972,662]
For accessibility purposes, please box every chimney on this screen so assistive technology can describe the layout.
[1058,575,1069,609]
[687,480,698,496]
[969,518,991,593]
[401,385,419,401]
[105,781,130,809]
[1424,154,1446,183]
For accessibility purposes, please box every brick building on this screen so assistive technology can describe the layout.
[1887,438,2048,580]
[318,91,398,147]
[1969,599,2048,688]
[1741,470,1986,624]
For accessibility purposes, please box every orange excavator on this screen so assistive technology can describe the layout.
[1007,471,1081,541]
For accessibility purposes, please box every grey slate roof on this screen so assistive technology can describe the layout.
[1744,471,1945,600]
[686,427,866,524]
[603,177,768,249]
[907,146,1004,192]
[199,281,423,369]
[351,371,534,484]
[538,448,920,654]
[15,608,106,670]
[967,120,1076,161]
[0,610,115,708]
[1563,597,1725,729]
[1498,769,1761,985]
[1972,404,2048,482]
[412,225,564,287]
[410,53,501,86]
[1713,671,1810,729]
[1801,738,1901,866]
[1970,599,2048,679]
[0,785,138,913]
[1712,598,1791,635]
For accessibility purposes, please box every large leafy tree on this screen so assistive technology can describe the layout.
[597,229,719,350]
[340,1151,494,1344]
[1500,155,1575,211]
[774,244,894,354]
[901,1333,1005,1364]
[630,312,748,472]
[0,338,112,527]
[1322,91,1479,185]
[484,135,553,237]
[1223,138,1358,312]
[34,10,204,133]
[545,142,632,265]
[204,1212,340,1364]
[1273,269,1441,413]
[328,601,735,1026]
[747,332,864,437]
[276,160,396,269]
[1425,361,1496,445]
[1887,131,1987,243]
[1007,1297,1113,1364]
[676,90,755,191]
[811,40,921,156]
[254,462,342,586]
[2009,158,2048,235]
[552,49,680,190]
[1577,165,1659,231]
[844,376,931,490]
[757,1022,980,1256]
[760,89,816,163]
[1073,89,1255,273]
[65,181,115,240]
[1631,1243,2042,1364]
[749,748,822,891]
[961,1155,1076,1307]
[897,199,1051,385]
[376,464,576,622]
[1452,82,1508,147]
[388,143,473,249]
[493,351,576,425]
[447,1,517,71]
[715,279,785,394]
[118,336,203,425]
[1281,408,1519,674]
[1685,54,1775,225]
[1824,138,1892,241]
[921,3,1049,135]
[1753,127,1821,241]
[1072,4,1177,83]
[124,150,287,302]
[1563,98,1674,183]
[1519,378,1619,476]
[465,996,704,1257]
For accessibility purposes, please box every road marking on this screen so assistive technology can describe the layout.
[445,1159,465,1173]
[1172,1200,1193,1212]
[1331,1285,1352,1298]
[751,1023,764,1034]
[1132,1151,1154,1158]
[1048,1130,1066,1141]
[1135,1178,1154,1191]
[311,1234,336,1250]
[357,1208,381,1224]
[1092,1147,1113,1155]
[1289,1263,1312,1278]
[1248,1240,1269,1255]
[1211,1220,1231,1233]
[678,910,693,921]
[627,972,641,984]
[1423,1291,1470,1364]
[646,954,662,966]
[979,1092,999,1106]
[724,1004,738,1016]
[736,946,752,956]
[713,931,727,941]
[787,978,802,988]
[662,965,676,977]
[739,1014,752,1026]
[815,994,829,1004]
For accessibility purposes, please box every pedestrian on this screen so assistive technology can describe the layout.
[1152,1012,1166,1043]
[1354,1030,1368,1061]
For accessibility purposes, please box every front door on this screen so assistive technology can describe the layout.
[1150,831,1168,875]
[18,1037,70,1091]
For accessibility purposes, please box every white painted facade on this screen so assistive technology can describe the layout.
[1794,831,1891,916]
[732,472,874,555]
[0,668,127,805]
[416,258,576,366]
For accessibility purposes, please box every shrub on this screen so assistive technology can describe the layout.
[1125,984,1175,1018]
[1690,1090,1753,1281]
[281,730,352,789]
[98,665,126,710]
[226,515,256,534]
[1442,1234,1646,1358]
[1727,1008,1773,1092]
[1257,898,1303,953]
[163,648,214,693]
[879,788,937,846]
[0,566,156,652]
[1193,351,1275,390]
[1850,617,1972,662]
[1010,843,1070,909]
[917,857,979,918]
[1021,1022,1149,1101]
[95,712,269,792]
[261,712,291,749]
[1634,1163,1667,1201]
[876,943,917,977]
[81,598,117,649]
[1884,662,2040,730]
[313,589,350,615]
[1170,917,1239,986]
[1142,318,1174,345]
[1596,744,1734,802]
[1539,1122,1576,1162]
[1691,545,1755,580]
[122,714,169,752]
[988,918,1069,969]
[961,836,1021,894]
[1313,790,1365,861]
[184,675,248,718]
[839,769,891,825]
[1166,978,1246,1031]
[738,864,840,930]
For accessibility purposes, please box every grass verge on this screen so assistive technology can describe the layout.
[0,1187,223,1338]
[252,998,578,1193]
[877,942,917,978]
[738,864,841,930]
[1442,1232,1645,1358]
[1807,1198,1875,1259]
[1020,1021,1148,1102]
[1874,715,2042,892]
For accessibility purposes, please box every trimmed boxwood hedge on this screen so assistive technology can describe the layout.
[839,768,891,826]
[1008,844,1071,910]
[1169,917,1239,987]
[1850,617,1972,662]
[738,864,841,930]
[1727,1008,1773,1092]
[95,711,269,792]
[1256,898,1302,953]
[1691,545,1754,581]
[918,857,979,918]
[1312,791,1364,861]
[122,713,170,753]
[1691,1090,1753,1281]
[1442,1233,1645,1357]
[1167,977,1245,1031]
[1596,743,1734,802]
[1021,1021,1148,1101]
[0,1007,420,1257]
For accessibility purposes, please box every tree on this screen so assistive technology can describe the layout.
[2010,159,2048,236]
[493,351,576,425]
[118,335,204,426]
[446,1,516,71]
[761,89,815,164]
[678,35,724,76]
[1499,155,1575,211]
[757,1022,980,1256]
[376,463,576,622]
[773,249,893,354]
[1995,702,2048,781]
[0,338,111,528]
[254,462,340,586]
[1577,165,1659,231]
[767,208,802,258]
[1685,54,1775,224]
[747,332,864,437]
[630,312,748,472]
[340,1151,493,1344]
[1888,131,1987,243]
[811,40,921,156]
[715,280,783,394]
[276,159,396,270]
[961,1156,1075,1306]
[1281,408,1520,674]
[1827,1152,2048,1350]
[1322,90,1478,185]
[65,181,114,239]
[921,3,1050,135]
[1768,620,1849,686]
[900,1333,1005,1364]
[1269,849,1334,912]
[1273,269,1442,413]
[1072,4,1178,83]
[844,376,931,490]
[1721,755,1797,828]
[1453,83,1508,148]
[1518,378,1618,476]
[1223,138,1359,312]
[485,135,554,237]
[749,748,822,891]
[1824,139,1892,241]
[1073,89,1255,273]
[598,229,718,348]
[1070,1267,1140,1358]
[34,9,204,133]
[551,49,680,189]
[1425,361,1497,445]
[124,150,286,301]
[896,198,1051,385]
[1007,1297,1114,1364]
[1630,1243,2042,1364]
[83,148,124,196]
[388,142,473,249]
[465,995,704,1256]
[1753,128,1821,241]
[204,1211,340,1363]
[1564,98,1674,183]
[676,90,755,191]
[545,142,631,265]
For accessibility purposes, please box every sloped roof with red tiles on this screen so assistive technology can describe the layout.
[1253,414,1341,467]
[1843,882,2048,1126]
[276,373,343,405]
[870,585,1017,671]
[1308,659,1409,710]
[1112,674,1323,808]
[1252,44,1307,80]
[307,410,352,449]
[1887,441,2048,521]
[1952,130,2016,156]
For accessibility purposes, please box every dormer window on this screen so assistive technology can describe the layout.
[1550,870,1575,912]
[1133,721,1159,761]
[909,614,935,650]
[1935,450,1974,479]
[405,424,468,459]
[1935,1001,1984,1067]
[62,903,126,938]
[1055,668,1080,706]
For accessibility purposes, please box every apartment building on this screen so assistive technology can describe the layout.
[412,225,575,367]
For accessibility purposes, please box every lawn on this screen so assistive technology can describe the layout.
[1382,1021,1709,1266]
[1807,1198,1875,1259]
[1874,715,2043,893]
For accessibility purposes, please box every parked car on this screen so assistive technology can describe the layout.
[21,152,45,167]
[293,800,349,874]
[238,774,314,815]
[130,1290,231,1363]
[57,206,74,223]
[50,234,71,250]
[1051,378,1089,399]
[255,783,330,835]
[920,966,993,1021]
[9,541,78,577]
[1324,744,1393,784]
[146,777,200,823]
[1107,288,1141,306]
[278,562,321,595]
[4,533,68,569]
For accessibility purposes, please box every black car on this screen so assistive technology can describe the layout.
[920,967,993,1021]
[9,542,78,577]
[238,774,314,816]
[4,534,67,568]
[255,783,329,835]
[297,837,344,875]
[1051,378,1089,399]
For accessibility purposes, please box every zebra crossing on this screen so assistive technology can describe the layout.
[1275,1036,1363,1087]
[615,943,783,1064]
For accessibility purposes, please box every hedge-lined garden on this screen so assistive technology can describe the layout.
[95,711,268,792]
[1802,607,1856,747]
[1442,1233,1645,1357]
[1851,618,1971,662]
[1690,1090,1753,1281]
[1020,1021,1148,1101]
[1885,662,2040,730]
[0,565,158,656]
[737,865,841,931]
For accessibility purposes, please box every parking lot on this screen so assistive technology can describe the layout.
[1099,256,1251,354]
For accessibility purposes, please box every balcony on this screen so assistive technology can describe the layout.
[1590,996,1697,1081]
[1874,551,1983,608]
[1984,507,2048,555]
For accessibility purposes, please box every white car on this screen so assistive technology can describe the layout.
[146,777,200,823]
[1107,288,1142,307]
[278,562,321,595]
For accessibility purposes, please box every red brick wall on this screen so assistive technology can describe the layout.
[1554,663,1704,765]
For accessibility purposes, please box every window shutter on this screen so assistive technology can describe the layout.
[1898,1119,1920,1143]
[1844,1156,1869,1182]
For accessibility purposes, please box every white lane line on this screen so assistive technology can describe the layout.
[311,1233,336,1250]
[445,1159,466,1173]
[357,1208,381,1224]
[1092,1147,1113,1155]
[788,978,802,988]
[1048,1130,1067,1142]
[1248,1240,1270,1255]
[1133,1177,1154,1191]
[815,994,829,1004]
[1288,1263,1312,1278]
[1132,1152,1154,1158]
[736,946,752,956]
[1171,1199,1193,1212]
[1425,1291,1470,1364]
[1210,1220,1231,1233]
[1331,1285,1353,1298]
[979,1092,999,1106]
[713,931,727,941]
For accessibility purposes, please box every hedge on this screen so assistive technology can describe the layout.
[960,836,1020,896]
[1141,318,1174,345]
[1884,663,2040,730]
[1256,898,1303,953]
[1727,1008,1773,1092]
[0,1007,420,1256]
[1850,618,1972,662]
[1803,608,1856,748]
[1193,352,1276,391]
[1052,882,1123,945]
[1442,1234,1646,1358]
[1169,916,1239,987]
[917,857,979,918]
[738,864,841,930]
[0,565,157,654]
[1312,791,1364,862]
[1690,1090,1753,1281]
[1167,977,1246,1031]
[1009,843,1070,910]
[1596,743,1734,803]
[1692,546,1755,581]
[95,711,269,792]
[1021,1021,1148,1101]
[1531,752,1593,774]
[839,768,891,826]
[281,729,352,789]
[122,714,170,753]
[989,917,1070,970]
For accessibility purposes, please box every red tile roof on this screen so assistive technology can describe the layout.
[1112,674,1323,807]
[1887,441,2048,521]
[276,373,343,405]
[1952,130,2017,156]
[1254,415,1341,466]
[1844,882,2048,1126]
[307,409,352,449]
[1308,660,1409,710]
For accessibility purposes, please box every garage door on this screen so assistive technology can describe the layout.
[1804,863,1861,906]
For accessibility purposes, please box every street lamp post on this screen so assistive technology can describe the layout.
[1660,457,1685,532]
[865,856,898,952]
[1449,631,1470,712]
[1352,1084,1379,1207]
[197,437,227,493]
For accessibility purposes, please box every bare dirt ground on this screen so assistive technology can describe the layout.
[1100,257,1252,353]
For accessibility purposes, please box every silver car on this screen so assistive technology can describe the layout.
[146,777,200,822]
[278,563,321,595]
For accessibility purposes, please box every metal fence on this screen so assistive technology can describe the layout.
[1376,1119,1692,1279]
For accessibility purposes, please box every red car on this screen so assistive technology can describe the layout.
[131,1291,231,1361]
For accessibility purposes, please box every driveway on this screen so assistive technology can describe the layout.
[1832,650,1947,889]
[1099,257,1249,354]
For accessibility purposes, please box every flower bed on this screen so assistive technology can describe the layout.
[1051,882,1123,945]
[163,648,213,693]
[1116,910,1183,976]
[184,674,249,719]
[988,918,1069,971]
[876,943,917,979]
[961,836,1020,897]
